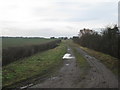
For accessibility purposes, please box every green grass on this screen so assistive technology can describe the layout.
[2,42,67,87]
[67,40,90,80]
[2,37,55,49]
[73,48,90,69]
[66,40,90,68]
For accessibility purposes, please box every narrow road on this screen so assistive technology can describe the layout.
[29,47,118,88]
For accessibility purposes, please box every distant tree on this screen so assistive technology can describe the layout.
[63,37,68,40]
[58,37,68,40]
[50,37,55,39]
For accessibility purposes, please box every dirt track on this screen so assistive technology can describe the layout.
[30,47,118,88]
[75,47,118,88]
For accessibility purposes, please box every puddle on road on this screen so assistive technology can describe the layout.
[85,55,92,59]
[20,83,33,89]
[68,48,70,51]
[65,64,69,66]
[62,53,75,60]
[50,76,58,80]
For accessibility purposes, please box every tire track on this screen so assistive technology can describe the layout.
[76,47,118,88]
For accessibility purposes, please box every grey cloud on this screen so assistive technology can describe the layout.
[1,0,118,37]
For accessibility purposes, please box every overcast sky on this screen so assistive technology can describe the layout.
[0,0,119,38]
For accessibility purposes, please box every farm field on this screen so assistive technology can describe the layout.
[2,37,55,49]
[2,37,61,66]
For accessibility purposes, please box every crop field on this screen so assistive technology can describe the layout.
[2,37,55,49]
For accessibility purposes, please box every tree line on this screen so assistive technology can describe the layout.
[73,25,120,59]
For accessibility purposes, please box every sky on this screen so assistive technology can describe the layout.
[0,0,119,38]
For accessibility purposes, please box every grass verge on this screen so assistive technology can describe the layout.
[67,40,90,79]
[2,42,67,88]
[72,48,90,78]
